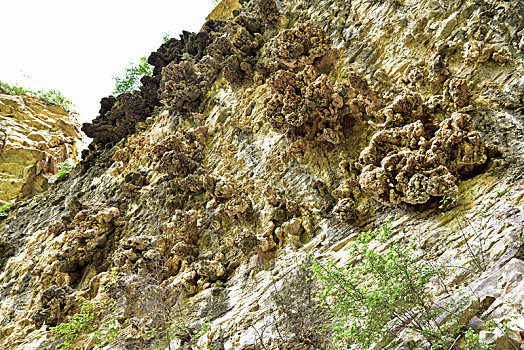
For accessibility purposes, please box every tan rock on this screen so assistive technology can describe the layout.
[206,0,242,21]
[0,93,84,203]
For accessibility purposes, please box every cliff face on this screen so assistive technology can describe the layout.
[0,93,83,203]
[1,0,524,349]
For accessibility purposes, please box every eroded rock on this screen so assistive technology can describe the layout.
[358,106,487,205]
[271,22,333,71]
[265,66,358,144]
[0,94,83,202]
[1,0,523,349]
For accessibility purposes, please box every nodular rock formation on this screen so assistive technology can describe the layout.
[1,0,524,349]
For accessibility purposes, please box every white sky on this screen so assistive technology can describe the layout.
[0,0,216,124]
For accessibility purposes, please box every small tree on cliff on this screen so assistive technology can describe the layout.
[112,56,153,95]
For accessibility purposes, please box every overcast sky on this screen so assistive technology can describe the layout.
[0,0,216,123]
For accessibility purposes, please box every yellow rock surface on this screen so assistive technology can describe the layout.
[0,93,84,202]
[206,0,242,21]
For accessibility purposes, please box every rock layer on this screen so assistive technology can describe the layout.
[0,94,83,202]
[1,0,524,349]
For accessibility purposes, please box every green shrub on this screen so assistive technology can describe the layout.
[0,202,14,218]
[463,329,495,350]
[50,276,121,350]
[50,296,101,350]
[0,80,75,113]
[309,222,453,349]
[48,159,74,184]
[112,57,153,95]
[91,311,119,348]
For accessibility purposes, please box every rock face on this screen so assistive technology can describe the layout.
[1,0,524,349]
[0,94,84,202]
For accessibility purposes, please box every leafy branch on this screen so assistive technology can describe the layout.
[0,202,14,218]
[48,159,74,184]
[308,222,453,348]
[112,57,153,95]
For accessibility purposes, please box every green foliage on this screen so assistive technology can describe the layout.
[0,202,14,218]
[112,56,153,95]
[309,222,452,349]
[0,80,76,113]
[49,275,122,349]
[48,159,74,184]
[92,310,119,347]
[145,317,186,349]
[463,329,495,350]
[100,267,120,293]
[196,317,215,349]
[50,296,101,350]
[38,90,75,111]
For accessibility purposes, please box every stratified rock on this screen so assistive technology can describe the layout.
[0,94,84,202]
[2,0,524,349]
[0,241,14,269]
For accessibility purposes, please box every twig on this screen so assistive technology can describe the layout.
[447,333,461,350]
[453,216,485,271]
[0,126,7,153]
[251,323,269,350]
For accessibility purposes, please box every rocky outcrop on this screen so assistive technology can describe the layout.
[82,0,279,146]
[357,107,487,205]
[1,0,524,349]
[0,94,83,203]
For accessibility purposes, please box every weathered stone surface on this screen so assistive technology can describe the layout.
[83,0,278,145]
[0,94,84,203]
[206,0,242,22]
[1,0,524,349]
[358,113,487,205]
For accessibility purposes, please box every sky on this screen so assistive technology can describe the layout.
[0,0,216,124]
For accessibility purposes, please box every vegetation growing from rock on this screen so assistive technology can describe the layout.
[310,222,461,349]
[112,57,154,95]
[48,160,74,184]
[0,80,76,112]
[463,329,495,350]
[2,0,524,349]
[0,202,14,218]
[49,295,110,350]
[0,91,83,203]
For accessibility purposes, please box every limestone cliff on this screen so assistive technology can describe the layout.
[1,0,524,349]
[0,93,84,203]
